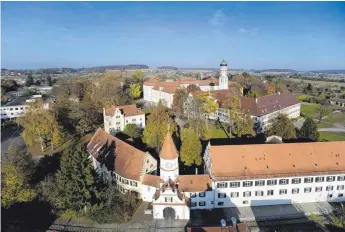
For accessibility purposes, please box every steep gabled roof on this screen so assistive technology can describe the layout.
[160,132,179,160]
[239,92,300,116]
[87,128,148,181]
[104,104,145,117]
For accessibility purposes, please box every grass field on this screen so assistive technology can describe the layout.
[319,132,345,141]
[286,78,345,87]
[324,111,345,125]
[301,103,320,118]
[209,123,229,139]
[296,95,313,102]
[28,133,93,157]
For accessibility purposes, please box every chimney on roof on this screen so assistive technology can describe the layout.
[220,219,226,230]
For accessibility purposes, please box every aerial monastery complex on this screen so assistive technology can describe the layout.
[86,59,342,220]
[88,127,345,220]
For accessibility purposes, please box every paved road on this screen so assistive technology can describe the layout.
[318,128,345,133]
[1,125,26,156]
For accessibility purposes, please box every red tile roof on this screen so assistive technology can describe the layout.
[87,128,147,181]
[177,174,211,192]
[239,92,300,116]
[104,104,145,117]
[142,174,161,187]
[160,132,179,159]
[208,141,345,180]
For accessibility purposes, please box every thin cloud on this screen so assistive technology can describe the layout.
[81,2,93,9]
[59,27,69,32]
[239,27,258,36]
[208,10,225,26]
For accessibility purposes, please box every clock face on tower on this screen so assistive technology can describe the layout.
[165,162,173,169]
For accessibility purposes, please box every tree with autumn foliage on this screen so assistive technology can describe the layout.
[222,92,242,136]
[130,83,141,99]
[196,92,218,129]
[180,128,202,166]
[232,114,255,137]
[143,103,176,152]
[1,145,36,208]
[16,99,62,151]
[268,114,296,139]
[266,81,276,95]
[186,84,201,93]
[172,88,188,116]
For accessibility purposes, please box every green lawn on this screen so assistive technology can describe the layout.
[296,95,313,102]
[319,132,345,142]
[209,123,229,139]
[316,122,333,128]
[28,133,93,157]
[323,112,345,125]
[286,78,345,87]
[301,103,320,118]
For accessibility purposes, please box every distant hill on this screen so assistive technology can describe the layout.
[249,69,296,73]
[2,65,149,75]
[157,66,178,70]
[309,70,345,74]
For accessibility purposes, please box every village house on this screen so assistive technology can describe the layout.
[103,104,145,134]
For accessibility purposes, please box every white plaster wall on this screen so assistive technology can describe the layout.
[0,104,28,119]
[114,172,141,193]
[124,114,146,129]
[186,191,214,209]
[213,174,345,208]
[153,204,190,220]
[141,184,156,202]
[252,103,301,131]
[143,85,153,101]
[160,158,179,181]
[142,152,158,174]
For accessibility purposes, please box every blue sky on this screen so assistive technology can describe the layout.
[1,1,345,70]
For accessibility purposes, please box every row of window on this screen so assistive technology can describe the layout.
[190,192,206,198]
[1,112,20,116]
[217,176,345,188]
[218,185,345,198]
[217,193,344,206]
[115,175,138,187]
[2,107,26,111]
[191,201,207,207]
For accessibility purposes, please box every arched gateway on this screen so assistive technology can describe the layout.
[163,207,176,219]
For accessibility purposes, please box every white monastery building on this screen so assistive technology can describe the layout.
[88,128,345,220]
[103,104,145,134]
[143,59,230,108]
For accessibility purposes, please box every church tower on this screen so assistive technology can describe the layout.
[159,132,179,182]
[219,59,228,90]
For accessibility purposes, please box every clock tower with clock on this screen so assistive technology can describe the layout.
[159,132,179,181]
